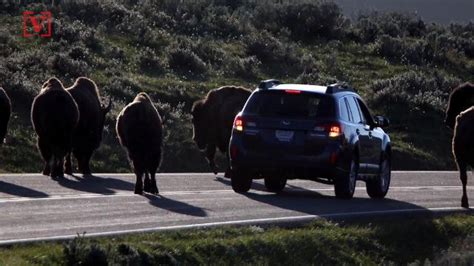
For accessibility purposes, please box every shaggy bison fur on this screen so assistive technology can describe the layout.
[445,82,474,208]
[445,82,474,129]
[0,87,11,145]
[65,77,112,176]
[31,78,79,178]
[191,86,251,177]
[116,92,163,195]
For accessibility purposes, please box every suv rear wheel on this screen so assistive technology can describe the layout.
[264,176,287,192]
[366,153,391,198]
[334,155,358,199]
[231,169,252,193]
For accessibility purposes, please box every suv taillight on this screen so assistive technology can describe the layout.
[314,122,342,138]
[233,115,244,132]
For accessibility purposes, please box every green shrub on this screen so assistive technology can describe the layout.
[63,237,108,266]
[168,47,209,78]
[366,71,459,121]
[46,53,89,79]
[137,47,166,75]
[252,2,347,41]
[225,56,261,80]
[352,12,427,43]
[245,30,300,75]
[373,35,430,65]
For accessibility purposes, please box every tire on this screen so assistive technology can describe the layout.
[334,155,358,199]
[231,169,252,193]
[264,176,287,193]
[366,153,391,199]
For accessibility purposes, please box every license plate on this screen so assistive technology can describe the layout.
[275,130,294,141]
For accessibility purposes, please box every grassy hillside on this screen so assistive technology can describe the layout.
[2,214,474,265]
[0,0,473,173]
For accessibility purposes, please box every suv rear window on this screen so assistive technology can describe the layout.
[244,90,335,118]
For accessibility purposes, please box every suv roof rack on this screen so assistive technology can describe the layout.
[258,79,281,90]
[326,82,356,94]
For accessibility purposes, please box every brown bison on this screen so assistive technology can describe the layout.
[191,86,251,177]
[116,92,163,195]
[31,78,79,178]
[445,82,474,208]
[64,77,112,176]
[0,87,11,145]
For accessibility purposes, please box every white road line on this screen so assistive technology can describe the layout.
[0,186,471,203]
[0,206,468,246]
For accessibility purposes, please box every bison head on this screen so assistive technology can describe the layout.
[445,83,474,129]
[191,100,210,150]
[42,77,64,92]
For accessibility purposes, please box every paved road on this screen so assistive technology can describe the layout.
[0,171,472,244]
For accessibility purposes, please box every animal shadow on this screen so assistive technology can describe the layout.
[144,194,207,217]
[0,180,49,198]
[56,174,134,195]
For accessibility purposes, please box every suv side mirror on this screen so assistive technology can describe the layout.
[374,115,390,128]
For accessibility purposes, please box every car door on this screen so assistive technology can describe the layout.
[356,98,383,172]
[353,97,383,173]
[345,96,369,174]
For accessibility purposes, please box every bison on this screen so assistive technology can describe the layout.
[31,77,79,178]
[116,92,163,195]
[64,77,112,176]
[445,82,474,208]
[191,86,251,177]
[0,87,11,145]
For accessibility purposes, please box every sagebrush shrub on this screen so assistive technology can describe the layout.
[168,47,208,78]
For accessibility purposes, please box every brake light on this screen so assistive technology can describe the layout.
[314,123,342,137]
[285,90,301,94]
[234,116,243,131]
[329,125,341,137]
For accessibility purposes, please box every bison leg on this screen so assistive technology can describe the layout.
[51,156,65,178]
[65,152,73,175]
[459,162,469,208]
[143,172,151,193]
[38,139,51,176]
[150,172,159,195]
[80,151,92,176]
[205,144,218,175]
[133,160,144,195]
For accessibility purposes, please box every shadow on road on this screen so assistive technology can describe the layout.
[214,176,269,192]
[0,180,49,198]
[56,174,134,194]
[216,178,427,216]
[144,194,208,217]
[243,189,426,217]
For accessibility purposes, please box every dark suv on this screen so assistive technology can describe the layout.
[228,79,391,199]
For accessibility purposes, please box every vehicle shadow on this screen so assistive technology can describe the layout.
[55,174,135,195]
[216,178,428,217]
[144,194,208,217]
[0,180,49,198]
[243,188,428,217]
[214,176,269,192]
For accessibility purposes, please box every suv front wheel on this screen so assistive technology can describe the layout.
[231,169,252,193]
[334,155,358,199]
[366,152,391,198]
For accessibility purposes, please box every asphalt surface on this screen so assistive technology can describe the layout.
[0,171,472,244]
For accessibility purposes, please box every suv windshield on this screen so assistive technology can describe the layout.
[244,90,335,119]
